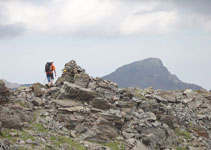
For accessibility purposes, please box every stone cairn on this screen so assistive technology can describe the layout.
[55,60,87,86]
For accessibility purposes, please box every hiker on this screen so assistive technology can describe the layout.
[45,60,56,87]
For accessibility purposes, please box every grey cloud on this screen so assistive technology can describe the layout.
[121,0,211,15]
[170,0,211,14]
[25,0,45,5]
[0,24,26,38]
[0,1,26,38]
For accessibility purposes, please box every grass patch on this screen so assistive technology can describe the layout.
[135,89,149,101]
[50,135,86,150]
[16,101,26,107]
[33,123,48,132]
[100,141,125,150]
[175,129,191,140]
[176,147,187,150]
[0,129,18,143]
[20,130,36,141]
[0,129,13,139]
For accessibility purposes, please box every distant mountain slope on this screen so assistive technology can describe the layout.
[2,79,21,89]
[103,58,202,90]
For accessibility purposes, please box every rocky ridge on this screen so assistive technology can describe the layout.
[0,60,211,150]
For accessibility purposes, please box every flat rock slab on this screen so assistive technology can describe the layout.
[53,99,81,107]
[58,106,90,113]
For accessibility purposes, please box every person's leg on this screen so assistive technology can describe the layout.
[47,76,51,87]
[50,79,54,86]
[50,74,54,87]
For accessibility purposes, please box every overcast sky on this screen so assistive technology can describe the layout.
[0,0,211,89]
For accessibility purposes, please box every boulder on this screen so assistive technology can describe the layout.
[32,83,45,97]
[32,97,45,106]
[0,80,10,104]
[91,97,112,110]
[0,140,10,150]
[141,128,167,149]
[74,74,90,88]
[0,107,32,130]
[81,125,118,142]
[75,124,87,133]
[99,113,124,130]
[157,91,176,103]
[0,110,23,129]
[191,125,209,138]
[159,115,176,129]
[126,139,148,150]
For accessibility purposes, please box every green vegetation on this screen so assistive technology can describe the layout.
[175,129,191,140]
[20,130,36,141]
[175,129,191,150]
[16,101,26,107]
[135,89,149,101]
[33,123,48,132]
[176,147,187,150]
[0,129,14,141]
[99,141,125,150]
[0,128,35,144]
[50,135,86,150]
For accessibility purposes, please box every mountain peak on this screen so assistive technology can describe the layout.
[141,57,163,64]
[103,58,202,90]
[133,57,164,68]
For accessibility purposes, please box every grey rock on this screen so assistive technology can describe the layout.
[126,138,148,150]
[0,110,23,129]
[82,141,111,150]
[53,99,81,108]
[0,106,32,130]
[26,139,38,145]
[70,130,77,138]
[0,140,10,150]
[55,82,98,101]
[32,83,45,97]
[151,94,168,104]
[184,89,193,94]
[91,97,112,110]
[157,91,176,103]
[75,124,87,133]
[0,80,10,104]
[74,74,90,88]
[122,131,135,139]
[61,143,71,150]
[32,97,44,106]
[0,121,2,133]
[132,140,148,150]
[159,115,176,129]
[58,106,90,113]
[100,113,125,130]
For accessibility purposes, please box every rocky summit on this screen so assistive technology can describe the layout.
[0,60,211,150]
